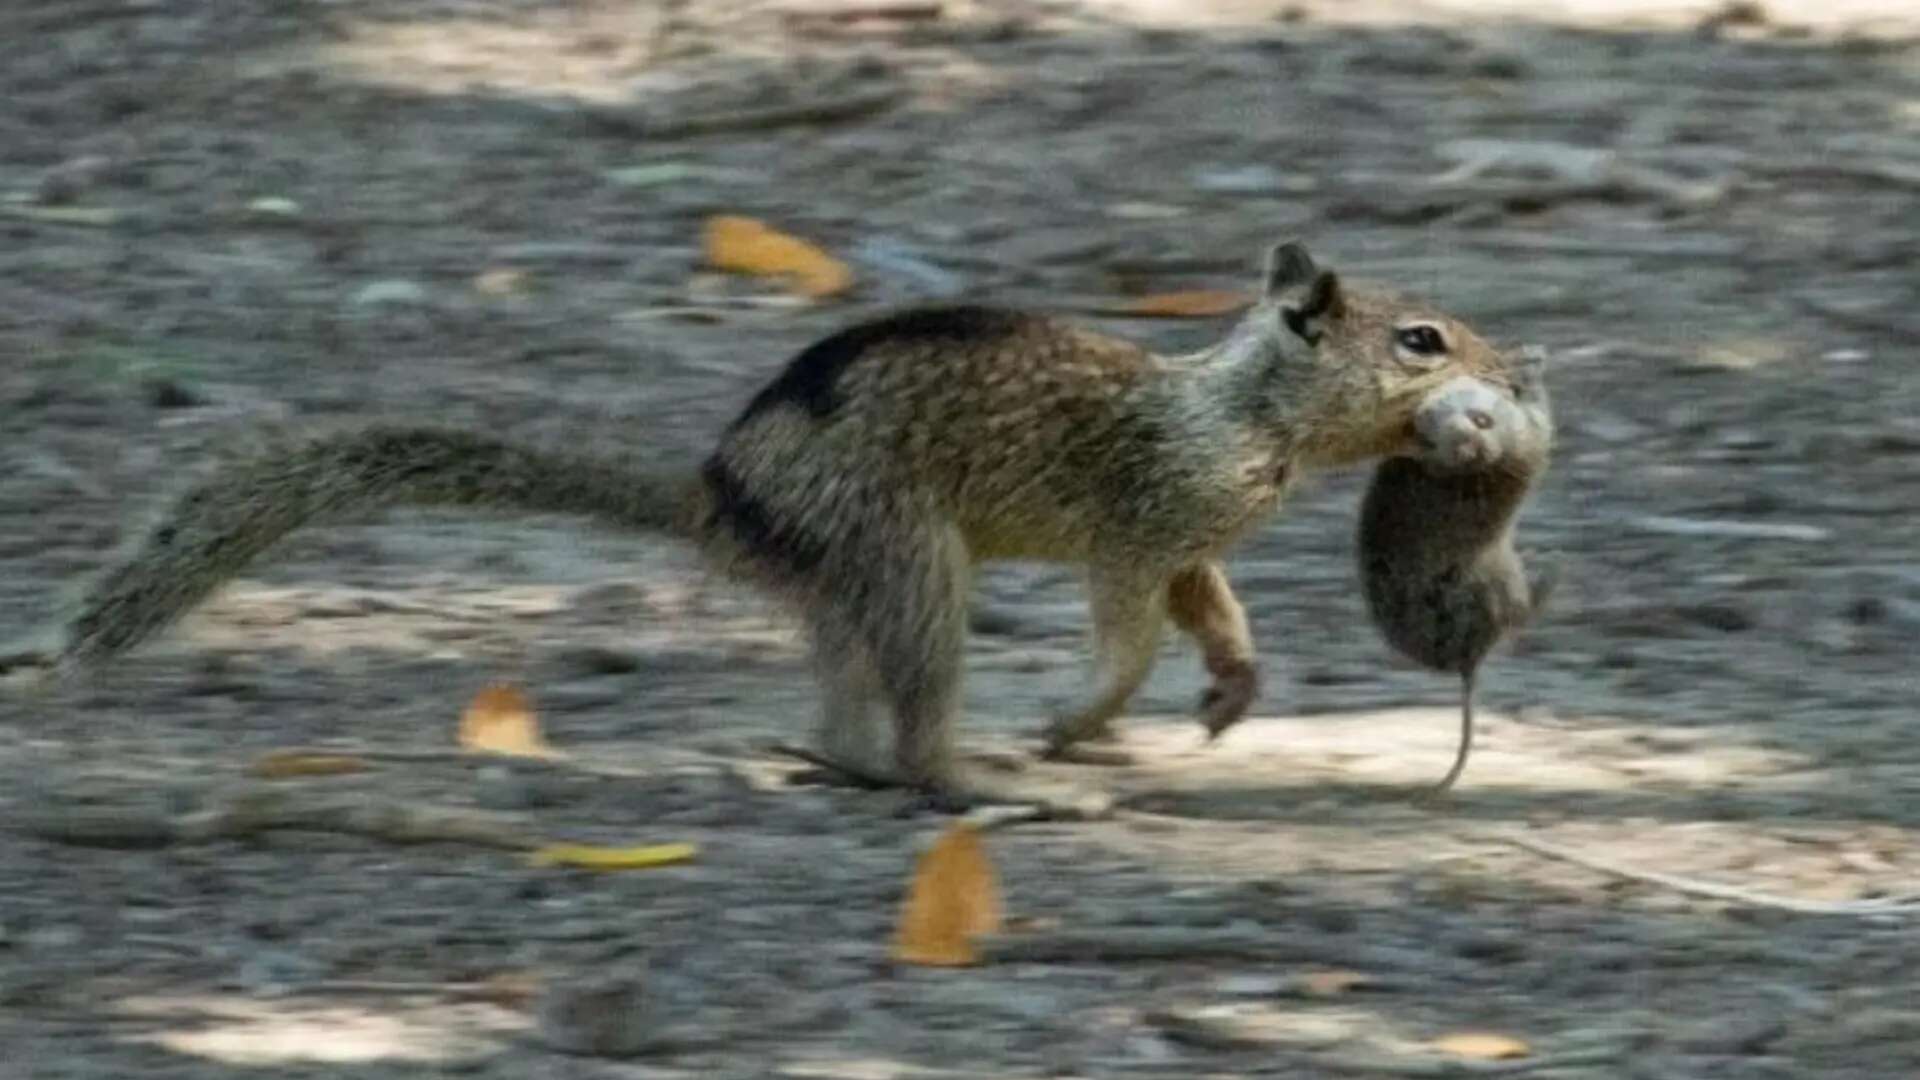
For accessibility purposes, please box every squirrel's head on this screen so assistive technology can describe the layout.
[1233,239,1522,467]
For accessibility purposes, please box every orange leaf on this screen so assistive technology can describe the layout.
[703,215,853,299]
[1114,290,1251,318]
[458,683,556,758]
[892,823,1004,967]
[1431,1032,1532,1060]
[248,751,372,779]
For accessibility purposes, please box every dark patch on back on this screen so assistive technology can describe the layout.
[700,454,830,574]
[734,306,1032,426]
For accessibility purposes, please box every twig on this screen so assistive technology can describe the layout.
[1307,1048,1625,1077]
[0,204,125,227]
[973,928,1470,975]
[1627,514,1830,543]
[15,787,543,851]
[1496,832,1920,916]
[0,646,52,675]
[261,744,652,780]
[580,86,904,140]
[776,0,945,23]
[1755,158,1920,192]
[1457,233,1745,261]
[1792,294,1917,338]
[765,742,894,789]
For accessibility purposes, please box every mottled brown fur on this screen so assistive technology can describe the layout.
[1357,348,1554,797]
[50,240,1517,818]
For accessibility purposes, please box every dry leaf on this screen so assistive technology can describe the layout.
[457,971,545,1008]
[247,751,373,780]
[528,842,698,870]
[1114,290,1250,318]
[703,214,853,299]
[1298,969,1371,997]
[474,267,528,296]
[892,822,1004,967]
[1431,1032,1532,1060]
[459,683,556,758]
[0,204,124,227]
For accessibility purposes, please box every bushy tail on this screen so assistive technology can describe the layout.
[56,425,698,669]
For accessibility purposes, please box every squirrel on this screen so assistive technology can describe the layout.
[43,239,1520,818]
[1356,345,1555,799]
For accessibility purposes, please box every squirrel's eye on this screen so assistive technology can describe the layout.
[1395,325,1447,357]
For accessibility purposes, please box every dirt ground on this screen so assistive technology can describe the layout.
[4,0,1920,1076]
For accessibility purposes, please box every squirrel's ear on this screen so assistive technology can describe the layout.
[1263,240,1318,296]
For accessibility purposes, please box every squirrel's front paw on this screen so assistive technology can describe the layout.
[1197,659,1259,741]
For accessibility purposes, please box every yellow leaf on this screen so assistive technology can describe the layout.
[459,683,556,758]
[703,214,853,299]
[247,751,373,779]
[1114,290,1251,318]
[892,822,1004,967]
[528,842,698,870]
[1431,1032,1532,1060]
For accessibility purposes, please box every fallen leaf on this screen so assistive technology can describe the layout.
[1299,969,1371,997]
[459,683,556,758]
[474,267,528,296]
[0,204,124,226]
[528,842,698,870]
[247,751,373,780]
[892,822,1004,967]
[703,214,853,299]
[1431,1032,1532,1060]
[1113,290,1251,318]
[457,971,545,1008]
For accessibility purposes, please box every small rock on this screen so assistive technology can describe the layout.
[1676,1014,1787,1055]
[1678,602,1756,633]
[1450,931,1529,963]
[1212,973,1289,997]
[245,196,303,221]
[1577,412,1648,444]
[229,948,323,995]
[350,279,429,308]
[554,645,643,676]
[1190,164,1317,196]
[536,972,666,1058]
[34,155,114,205]
[474,766,575,811]
[23,924,84,951]
[1465,50,1531,79]
[142,375,204,409]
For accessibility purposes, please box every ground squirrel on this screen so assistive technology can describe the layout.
[46,240,1519,818]
[1357,347,1554,798]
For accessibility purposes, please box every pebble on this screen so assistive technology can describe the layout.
[350,279,430,308]
[537,972,659,1057]
[244,196,303,221]
[1190,164,1318,196]
[553,644,644,676]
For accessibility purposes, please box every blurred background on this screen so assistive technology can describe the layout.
[2,1,1919,1076]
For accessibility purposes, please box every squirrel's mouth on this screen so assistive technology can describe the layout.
[1407,417,1437,452]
